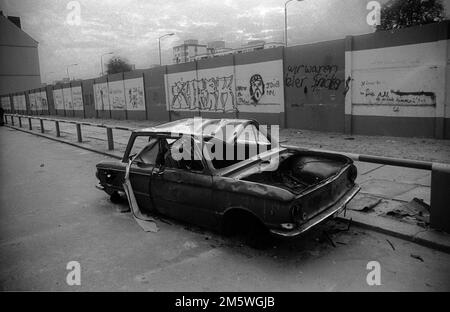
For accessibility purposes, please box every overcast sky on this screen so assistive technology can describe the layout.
[1,0,449,82]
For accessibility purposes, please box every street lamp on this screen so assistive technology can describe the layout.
[284,0,303,47]
[101,52,114,76]
[66,64,78,81]
[159,33,175,66]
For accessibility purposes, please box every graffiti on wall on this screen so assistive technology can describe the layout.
[285,64,343,93]
[53,89,64,110]
[235,60,284,113]
[353,75,437,106]
[63,88,73,110]
[71,86,84,111]
[358,80,436,105]
[13,95,26,110]
[108,80,126,110]
[1,96,11,110]
[168,76,235,112]
[29,93,36,111]
[40,91,48,110]
[166,60,284,114]
[94,83,109,111]
[29,91,48,111]
[124,78,145,111]
[235,74,281,107]
[93,78,145,112]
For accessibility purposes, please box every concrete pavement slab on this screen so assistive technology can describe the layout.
[360,165,430,184]
[354,162,384,175]
[415,175,432,187]
[394,186,431,205]
[360,179,418,198]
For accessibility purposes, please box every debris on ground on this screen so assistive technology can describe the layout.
[359,199,382,213]
[410,254,424,262]
[386,198,430,224]
[348,195,382,213]
[323,231,336,248]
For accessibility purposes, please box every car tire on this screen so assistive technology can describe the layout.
[110,191,122,204]
[223,211,271,250]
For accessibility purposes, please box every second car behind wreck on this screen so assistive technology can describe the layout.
[96,118,360,239]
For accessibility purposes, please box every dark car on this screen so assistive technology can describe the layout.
[96,118,360,238]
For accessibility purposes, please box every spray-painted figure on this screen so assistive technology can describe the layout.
[249,74,265,103]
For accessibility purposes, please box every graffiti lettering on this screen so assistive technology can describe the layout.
[285,64,343,92]
[170,76,235,112]
[360,87,436,106]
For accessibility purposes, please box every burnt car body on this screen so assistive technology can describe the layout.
[96,118,360,237]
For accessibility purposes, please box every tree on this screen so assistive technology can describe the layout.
[376,0,446,31]
[106,57,133,75]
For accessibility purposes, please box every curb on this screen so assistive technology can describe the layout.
[5,124,450,254]
[336,210,450,254]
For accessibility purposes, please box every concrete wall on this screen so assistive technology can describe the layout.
[284,39,346,132]
[2,20,450,139]
[165,47,285,126]
[345,21,450,139]
[144,66,167,122]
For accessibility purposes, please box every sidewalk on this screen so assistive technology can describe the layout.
[17,115,450,164]
[5,114,450,252]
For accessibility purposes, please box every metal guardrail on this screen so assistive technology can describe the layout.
[4,113,134,151]
[4,113,450,232]
[4,113,435,170]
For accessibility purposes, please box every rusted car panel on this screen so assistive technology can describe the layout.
[96,118,360,237]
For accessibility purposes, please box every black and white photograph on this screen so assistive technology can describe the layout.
[0,0,450,299]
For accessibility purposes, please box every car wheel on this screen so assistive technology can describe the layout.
[242,219,272,250]
[110,191,122,204]
[223,210,271,250]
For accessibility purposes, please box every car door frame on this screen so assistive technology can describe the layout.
[149,135,217,228]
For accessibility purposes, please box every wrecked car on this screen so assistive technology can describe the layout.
[96,118,360,239]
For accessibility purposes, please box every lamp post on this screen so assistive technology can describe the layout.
[159,33,175,66]
[284,0,303,47]
[66,64,78,81]
[101,52,114,76]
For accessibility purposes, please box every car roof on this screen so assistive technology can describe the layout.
[136,118,256,139]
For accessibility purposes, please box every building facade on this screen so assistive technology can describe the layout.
[0,13,41,94]
[172,39,207,64]
[193,40,285,61]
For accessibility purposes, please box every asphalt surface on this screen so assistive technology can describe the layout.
[1,126,449,291]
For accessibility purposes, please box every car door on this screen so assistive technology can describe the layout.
[127,137,160,213]
[150,137,217,228]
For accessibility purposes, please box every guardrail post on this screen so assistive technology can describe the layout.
[11,115,14,126]
[18,116,22,127]
[55,121,60,137]
[76,123,82,142]
[430,163,450,232]
[40,119,44,133]
[28,117,32,130]
[106,127,114,150]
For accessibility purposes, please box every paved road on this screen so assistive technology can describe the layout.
[1,127,449,291]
